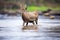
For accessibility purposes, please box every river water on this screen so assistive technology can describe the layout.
[0,15,60,40]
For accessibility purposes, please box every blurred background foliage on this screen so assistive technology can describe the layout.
[0,0,60,11]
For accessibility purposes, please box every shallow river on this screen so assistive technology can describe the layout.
[0,15,60,40]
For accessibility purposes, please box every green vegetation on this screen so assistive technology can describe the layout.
[0,5,60,12]
[27,6,48,11]
[27,6,60,11]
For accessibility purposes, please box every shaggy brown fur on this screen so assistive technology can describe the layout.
[22,11,38,26]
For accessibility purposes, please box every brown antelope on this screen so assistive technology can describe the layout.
[22,11,38,26]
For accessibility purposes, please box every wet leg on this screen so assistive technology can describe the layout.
[23,22,25,26]
[26,22,28,26]
[35,20,38,24]
[33,21,35,25]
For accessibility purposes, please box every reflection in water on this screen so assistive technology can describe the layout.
[0,15,60,40]
[22,25,38,31]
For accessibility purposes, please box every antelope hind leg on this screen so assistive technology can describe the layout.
[35,20,38,24]
[32,21,35,25]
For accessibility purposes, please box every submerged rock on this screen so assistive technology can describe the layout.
[44,13,50,16]
[49,16,55,19]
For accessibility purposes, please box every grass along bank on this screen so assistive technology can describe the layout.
[27,6,60,11]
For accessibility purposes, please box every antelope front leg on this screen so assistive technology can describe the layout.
[26,22,28,26]
[23,22,25,26]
